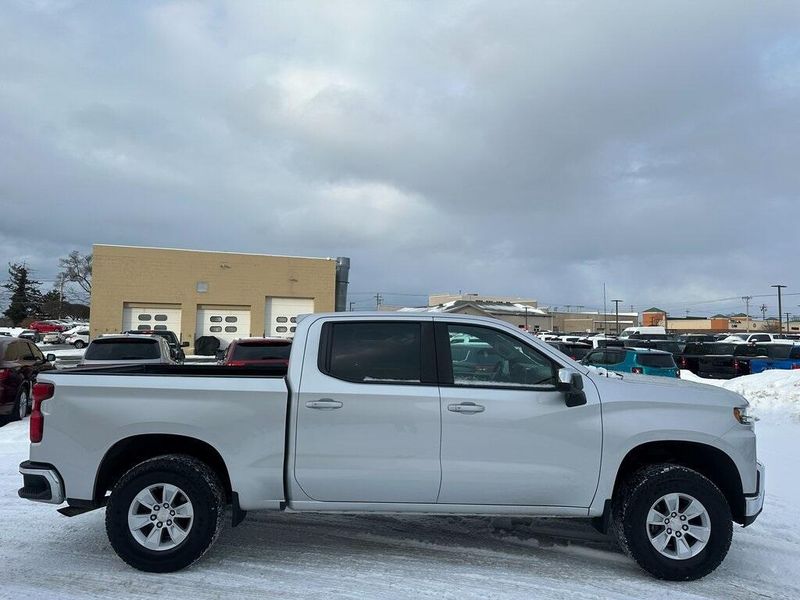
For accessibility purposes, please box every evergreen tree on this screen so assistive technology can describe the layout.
[2,263,43,325]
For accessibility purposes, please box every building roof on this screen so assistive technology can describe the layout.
[643,307,666,313]
[94,244,336,262]
[399,300,547,316]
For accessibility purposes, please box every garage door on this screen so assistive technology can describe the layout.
[122,305,182,339]
[196,307,251,349]
[265,297,314,337]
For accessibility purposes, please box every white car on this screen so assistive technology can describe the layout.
[21,312,763,580]
[723,333,794,345]
[65,328,90,349]
[79,334,175,366]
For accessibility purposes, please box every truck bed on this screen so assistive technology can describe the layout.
[52,363,289,378]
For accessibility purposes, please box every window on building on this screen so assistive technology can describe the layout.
[138,314,152,321]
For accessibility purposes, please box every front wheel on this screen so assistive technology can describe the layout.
[612,464,732,580]
[105,455,225,572]
[73,340,86,349]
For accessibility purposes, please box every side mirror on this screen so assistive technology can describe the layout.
[557,368,587,407]
[46,353,57,363]
[181,341,190,347]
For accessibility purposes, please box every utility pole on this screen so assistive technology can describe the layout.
[772,284,787,334]
[524,306,529,330]
[374,293,383,309]
[786,312,792,333]
[742,296,752,333]
[760,304,768,320]
[57,273,65,319]
[349,301,355,311]
[612,299,623,335]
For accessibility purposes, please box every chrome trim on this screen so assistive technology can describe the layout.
[744,461,765,517]
[19,466,65,505]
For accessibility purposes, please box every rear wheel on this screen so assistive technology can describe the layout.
[73,340,86,349]
[10,386,29,421]
[106,455,225,572]
[612,464,732,580]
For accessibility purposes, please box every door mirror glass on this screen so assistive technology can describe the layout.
[46,353,57,363]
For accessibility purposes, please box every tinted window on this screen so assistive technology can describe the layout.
[653,342,681,354]
[751,334,770,342]
[22,341,42,361]
[326,322,421,383]
[566,345,591,360]
[636,353,676,368]
[583,350,606,365]
[767,345,792,359]
[790,347,800,359]
[85,339,161,360]
[232,342,291,361]
[3,341,21,361]
[446,324,556,387]
[708,344,736,355]
[607,350,627,365]
[734,345,768,357]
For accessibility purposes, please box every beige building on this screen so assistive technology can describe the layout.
[90,245,346,348]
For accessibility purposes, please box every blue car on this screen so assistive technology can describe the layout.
[581,346,680,378]
[749,345,800,373]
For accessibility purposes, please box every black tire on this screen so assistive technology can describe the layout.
[10,386,29,422]
[73,340,86,349]
[612,464,732,581]
[106,455,225,572]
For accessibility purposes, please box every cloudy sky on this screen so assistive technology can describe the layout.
[1,1,799,315]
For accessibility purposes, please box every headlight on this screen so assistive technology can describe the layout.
[734,406,756,425]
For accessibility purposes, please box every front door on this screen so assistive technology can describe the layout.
[294,318,441,503]
[437,321,602,507]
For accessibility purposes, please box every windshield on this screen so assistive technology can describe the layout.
[231,342,291,361]
[85,338,160,360]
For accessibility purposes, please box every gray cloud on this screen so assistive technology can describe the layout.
[1,0,799,315]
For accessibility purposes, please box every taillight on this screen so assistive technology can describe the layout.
[0,368,10,381]
[679,357,687,368]
[792,364,800,370]
[632,367,644,374]
[30,382,54,443]
[226,360,246,367]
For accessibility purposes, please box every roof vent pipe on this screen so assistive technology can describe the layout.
[335,257,350,312]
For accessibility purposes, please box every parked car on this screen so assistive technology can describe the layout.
[219,338,292,367]
[41,331,64,344]
[546,341,592,361]
[623,339,683,358]
[65,328,90,349]
[122,330,189,362]
[676,334,718,344]
[696,343,782,379]
[28,321,67,334]
[582,347,680,378]
[20,312,763,580]
[78,335,176,366]
[18,330,40,342]
[678,342,719,374]
[746,345,800,374]
[618,326,666,338]
[722,333,792,345]
[1,337,52,423]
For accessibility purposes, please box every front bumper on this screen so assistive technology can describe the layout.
[18,461,65,505]
[742,461,765,526]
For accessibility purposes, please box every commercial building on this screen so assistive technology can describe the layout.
[90,245,349,348]
[400,294,552,331]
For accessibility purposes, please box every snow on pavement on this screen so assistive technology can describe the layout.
[1,412,798,598]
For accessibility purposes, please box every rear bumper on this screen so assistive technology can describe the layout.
[742,461,765,526]
[18,461,65,505]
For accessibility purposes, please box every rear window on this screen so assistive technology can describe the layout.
[636,353,676,368]
[734,345,769,357]
[767,345,792,359]
[707,344,736,355]
[85,338,161,360]
[653,342,681,354]
[231,342,291,361]
[567,345,591,360]
[324,322,421,383]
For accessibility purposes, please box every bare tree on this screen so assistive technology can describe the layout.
[59,251,92,295]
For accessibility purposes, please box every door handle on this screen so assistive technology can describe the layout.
[305,399,343,410]
[447,402,485,414]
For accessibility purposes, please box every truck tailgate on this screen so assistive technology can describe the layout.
[31,371,289,511]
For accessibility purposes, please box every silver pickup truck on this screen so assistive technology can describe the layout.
[18,312,764,580]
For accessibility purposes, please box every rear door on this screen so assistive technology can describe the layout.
[293,318,442,503]
[436,320,602,507]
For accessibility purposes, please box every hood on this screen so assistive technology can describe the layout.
[586,368,747,409]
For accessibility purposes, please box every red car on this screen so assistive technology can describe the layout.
[220,338,291,367]
[28,321,67,334]
[1,337,53,423]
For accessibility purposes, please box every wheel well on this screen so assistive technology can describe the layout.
[613,441,745,524]
[94,434,233,503]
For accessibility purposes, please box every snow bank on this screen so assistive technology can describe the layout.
[681,369,800,418]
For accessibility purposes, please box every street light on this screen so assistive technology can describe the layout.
[772,285,787,334]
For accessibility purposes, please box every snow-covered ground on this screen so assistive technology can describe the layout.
[1,376,798,599]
